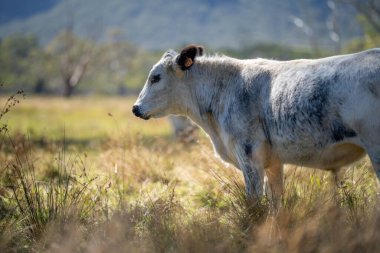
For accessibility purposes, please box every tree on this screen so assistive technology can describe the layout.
[44,0,98,98]
[46,30,93,97]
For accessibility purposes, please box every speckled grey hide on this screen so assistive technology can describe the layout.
[133,46,380,201]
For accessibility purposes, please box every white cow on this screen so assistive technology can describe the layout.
[133,45,380,203]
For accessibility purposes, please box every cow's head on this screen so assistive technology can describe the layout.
[132,44,204,120]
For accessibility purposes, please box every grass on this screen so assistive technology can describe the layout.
[1,95,380,252]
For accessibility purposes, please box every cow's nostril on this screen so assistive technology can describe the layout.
[132,105,141,117]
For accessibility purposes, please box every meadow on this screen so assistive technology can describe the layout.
[1,95,380,253]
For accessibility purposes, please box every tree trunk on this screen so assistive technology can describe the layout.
[64,82,75,98]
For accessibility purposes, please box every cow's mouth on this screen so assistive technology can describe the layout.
[140,114,151,120]
[134,112,151,120]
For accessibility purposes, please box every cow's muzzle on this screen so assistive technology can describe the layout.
[132,105,150,120]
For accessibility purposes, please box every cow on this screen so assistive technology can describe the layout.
[132,44,380,204]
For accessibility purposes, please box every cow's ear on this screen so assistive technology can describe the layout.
[176,44,204,71]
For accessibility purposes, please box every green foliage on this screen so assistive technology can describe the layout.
[343,14,380,52]
[0,33,329,96]
[0,35,43,91]
[0,32,158,95]
[83,39,152,92]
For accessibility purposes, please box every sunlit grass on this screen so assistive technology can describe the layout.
[0,96,171,142]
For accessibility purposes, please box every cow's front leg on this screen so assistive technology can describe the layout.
[232,142,267,200]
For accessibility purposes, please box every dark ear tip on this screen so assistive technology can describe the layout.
[181,44,205,57]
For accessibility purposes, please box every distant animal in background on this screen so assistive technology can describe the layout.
[133,44,380,206]
[168,115,198,142]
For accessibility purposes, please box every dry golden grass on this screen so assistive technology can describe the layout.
[1,96,380,253]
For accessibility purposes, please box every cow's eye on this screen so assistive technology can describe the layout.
[151,74,161,84]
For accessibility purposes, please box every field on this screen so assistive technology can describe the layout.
[1,95,380,253]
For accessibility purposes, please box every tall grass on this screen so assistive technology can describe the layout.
[8,138,98,238]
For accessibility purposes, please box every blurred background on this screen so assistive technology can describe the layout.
[0,0,379,97]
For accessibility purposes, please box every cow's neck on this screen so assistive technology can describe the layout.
[182,58,241,164]
[184,58,238,127]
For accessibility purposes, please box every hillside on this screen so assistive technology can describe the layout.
[0,0,60,24]
[0,0,361,49]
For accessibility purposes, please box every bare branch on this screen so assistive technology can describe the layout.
[69,56,90,88]
[341,0,380,33]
